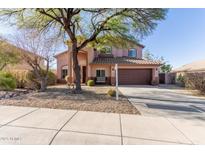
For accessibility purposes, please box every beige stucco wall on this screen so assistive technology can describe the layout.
[56,52,69,79]
[56,50,88,80]
[152,67,159,81]
[112,45,143,59]
[136,46,143,59]
[56,48,94,82]
[86,48,95,78]
[77,52,87,66]
[90,65,111,77]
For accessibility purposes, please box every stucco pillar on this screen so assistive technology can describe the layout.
[111,65,116,85]
[69,51,73,83]
[86,52,90,81]
[87,48,94,81]
[152,67,159,85]
[87,65,91,80]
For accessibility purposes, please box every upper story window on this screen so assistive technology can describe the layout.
[128,49,137,58]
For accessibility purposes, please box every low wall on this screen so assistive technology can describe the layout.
[159,73,176,84]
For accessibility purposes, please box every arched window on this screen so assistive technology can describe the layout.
[61,65,68,79]
[128,49,137,58]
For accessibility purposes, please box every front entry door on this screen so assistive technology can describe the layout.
[82,66,86,83]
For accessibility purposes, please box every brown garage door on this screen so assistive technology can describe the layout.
[118,69,152,85]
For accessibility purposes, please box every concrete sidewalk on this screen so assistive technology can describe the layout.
[0,105,204,145]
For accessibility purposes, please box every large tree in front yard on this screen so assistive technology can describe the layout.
[0,8,167,93]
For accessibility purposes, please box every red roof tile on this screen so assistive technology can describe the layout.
[91,57,161,65]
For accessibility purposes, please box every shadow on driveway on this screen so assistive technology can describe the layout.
[146,103,201,113]
[127,95,205,105]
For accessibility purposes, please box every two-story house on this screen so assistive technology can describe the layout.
[54,43,161,85]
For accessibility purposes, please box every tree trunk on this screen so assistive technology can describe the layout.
[72,43,82,93]
[40,78,47,92]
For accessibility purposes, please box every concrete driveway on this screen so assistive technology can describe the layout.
[119,85,205,120]
[0,105,205,144]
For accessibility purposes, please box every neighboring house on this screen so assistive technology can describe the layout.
[165,59,205,84]
[1,41,44,72]
[172,59,205,74]
[54,43,161,85]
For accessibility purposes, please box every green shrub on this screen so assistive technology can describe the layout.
[151,79,159,85]
[8,70,57,90]
[26,71,41,89]
[87,80,95,86]
[107,89,116,97]
[176,74,185,87]
[47,71,57,85]
[0,77,16,90]
[0,71,14,78]
[26,70,57,90]
[177,74,185,83]
[0,71,16,90]
[9,70,28,88]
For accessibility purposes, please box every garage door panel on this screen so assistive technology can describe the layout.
[118,69,152,85]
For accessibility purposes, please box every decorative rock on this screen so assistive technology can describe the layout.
[0,89,30,100]
[5,94,10,99]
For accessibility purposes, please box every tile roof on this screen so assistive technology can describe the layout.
[91,57,161,65]
[172,59,205,73]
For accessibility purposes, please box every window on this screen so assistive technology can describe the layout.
[96,69,106,83]
[61,65,68,79]
[96,70,105,77]
[128,48,137,57]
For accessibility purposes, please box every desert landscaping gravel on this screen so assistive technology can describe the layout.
[0,89,30,100]
[0,85,140,115]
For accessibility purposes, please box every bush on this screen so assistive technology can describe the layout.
[8,70,37,89]
[0,77,16,90]
[151,79,159,85]
[87,80,95,86]
[107,89,116,97]
[9,70,28,88]
[185,72,205,93]
[176,74,185,87]
[26,71,41,90]
[0,71,14,78]
[8,70,57,90]
[0,71,16,90]
[26,70,57,90]
[47,71,57,85]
